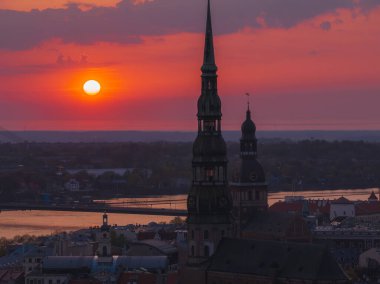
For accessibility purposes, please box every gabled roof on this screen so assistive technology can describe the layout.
[138,240,177,255]
[208,238,348,281]
[332,197,352,204]
[356,202,380,215]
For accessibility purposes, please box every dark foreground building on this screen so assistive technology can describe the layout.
[207,238,348,284]
[181,1,349,284]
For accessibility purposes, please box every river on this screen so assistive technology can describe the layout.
[0,188,378,239]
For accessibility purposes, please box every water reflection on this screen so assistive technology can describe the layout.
[0,188,378,239]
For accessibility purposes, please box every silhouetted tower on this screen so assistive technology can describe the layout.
[187,0,233,266]
[231,102,268,236]
[97,212,111,257]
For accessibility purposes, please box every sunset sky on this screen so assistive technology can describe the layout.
[0,0,379,131]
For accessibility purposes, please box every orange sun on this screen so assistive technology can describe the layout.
[83,80,101,95]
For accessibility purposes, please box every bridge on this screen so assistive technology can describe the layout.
[0,203,187,217]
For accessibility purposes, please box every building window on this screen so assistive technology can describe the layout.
[255,191,260,200]
[204,230,209,240]
[206,168,215,181]
[204,245,210,257]
[191,230,194,240]
[248,191,252,201]
[221,230,225,237]
[102,246,108,256]
[191,245,194,256]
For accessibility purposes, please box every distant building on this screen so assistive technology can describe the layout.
[66,168,152,178]
[0,268,24,284]
[54,234,94,257]
[330,197,355,220]
[241,211,311,242]
[25,272,70,284]
[25,256,169,284]
[24,247,53,275]
[313,223,380,268]
[359,248,380,268]
[230,103,268,235]
[127,240,178,270]
[207,238,348,284]
[64,179,80,192]
[96,213,111,258]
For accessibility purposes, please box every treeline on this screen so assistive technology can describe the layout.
[0,140,380,201]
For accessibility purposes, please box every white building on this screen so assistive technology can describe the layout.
[330,196,355,220]
[359,248,380,268]
[64,179,80,192]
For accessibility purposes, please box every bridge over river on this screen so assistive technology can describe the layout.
[0,202,187,217]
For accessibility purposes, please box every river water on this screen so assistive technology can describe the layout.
[0,188,378,239]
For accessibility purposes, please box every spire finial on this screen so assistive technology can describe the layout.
[246,93,250,111]
[202,0,217,73]
[245,93,251,119]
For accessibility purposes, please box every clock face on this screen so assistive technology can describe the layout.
[250,172,257,181]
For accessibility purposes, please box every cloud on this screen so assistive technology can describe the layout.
[320,21,332,31]
[0,0,379,50]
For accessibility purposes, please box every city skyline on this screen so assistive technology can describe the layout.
[0,0,379,131]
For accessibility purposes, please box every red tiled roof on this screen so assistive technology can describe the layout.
[269,200,330,215]
[0,269,24,282]
[269,202,303,213]
[356,202,380,215]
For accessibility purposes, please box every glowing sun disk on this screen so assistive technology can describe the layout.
[83,80,101,95]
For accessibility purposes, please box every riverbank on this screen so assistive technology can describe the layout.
[1,188,378,239]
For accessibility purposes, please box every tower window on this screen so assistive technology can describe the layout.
[102,246,108,257]
[255,191,260,200]
[204,245,210,257]
[191,246,194,256]
[191,230,194,240]
[248,191,252,201]
[204,120,216,132]
[206,168,215,181]
[204,230,209,240]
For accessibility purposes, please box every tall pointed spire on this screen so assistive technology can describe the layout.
[202,0,217,73]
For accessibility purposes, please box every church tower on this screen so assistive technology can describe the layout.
[231,103,268,236]
[187,0,233,266]
[96,213,111,257]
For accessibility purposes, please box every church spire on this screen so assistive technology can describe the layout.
[202,0,217,73]
[187,0,232,266]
